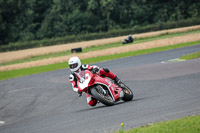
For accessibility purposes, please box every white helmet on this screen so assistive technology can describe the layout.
[68,56,81,72]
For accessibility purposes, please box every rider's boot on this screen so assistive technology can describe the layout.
[114,76,123,87]
[114,76,125,98]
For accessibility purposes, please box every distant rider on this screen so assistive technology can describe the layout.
[68,56,122,106]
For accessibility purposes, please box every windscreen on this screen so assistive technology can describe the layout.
[76,70,85,80]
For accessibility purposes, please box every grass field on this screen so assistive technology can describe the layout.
[0,41,199,80]
[0,32,199,71]
[0,25,200,64]
[0,25,200,79]
[0,29,200,67]
[115,115,200,133]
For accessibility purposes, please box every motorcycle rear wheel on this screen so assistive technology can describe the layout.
[121,83,134,101]
[91,85,115,106]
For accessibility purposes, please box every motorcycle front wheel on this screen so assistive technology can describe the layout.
[91,85,114,106]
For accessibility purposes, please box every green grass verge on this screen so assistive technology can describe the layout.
[180,51,200,60]
[1,29,200,66]
[0,41,200,80]
[115,115,200,133]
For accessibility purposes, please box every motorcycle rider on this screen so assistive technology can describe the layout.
[68,56,122,106]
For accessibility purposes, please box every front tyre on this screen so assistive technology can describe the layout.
[90,85,114,106]
[121,83,134,101]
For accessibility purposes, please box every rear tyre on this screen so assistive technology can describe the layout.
[91,85,114,106]
[121,83,134,101]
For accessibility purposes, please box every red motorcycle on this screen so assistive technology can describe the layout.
[77,69,134,106]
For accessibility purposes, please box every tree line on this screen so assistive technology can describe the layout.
[0,0,200,45]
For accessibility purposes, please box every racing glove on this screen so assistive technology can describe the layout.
[92,67,99,74]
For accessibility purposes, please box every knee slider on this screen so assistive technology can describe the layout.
[103,68,110,73]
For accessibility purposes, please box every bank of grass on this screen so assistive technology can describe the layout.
[0,29,200,66]
[115,115,200,133]
[0,41,200,80]
[180,51,200,60]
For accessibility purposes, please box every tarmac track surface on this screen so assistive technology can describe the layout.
[0,45,200,133]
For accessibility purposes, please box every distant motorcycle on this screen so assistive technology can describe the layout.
[77,69,134,106]
[122,35,134,44]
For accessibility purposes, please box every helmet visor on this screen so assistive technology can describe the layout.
[69,63,78,69]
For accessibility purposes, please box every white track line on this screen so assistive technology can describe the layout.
[161,58,185,64]
[0,121,5,126]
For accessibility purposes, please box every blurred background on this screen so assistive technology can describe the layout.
[0,0,200,51]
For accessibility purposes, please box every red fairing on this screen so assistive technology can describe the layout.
[92,75,122,101]
[78,70,122,101]
[70,65,116,93]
